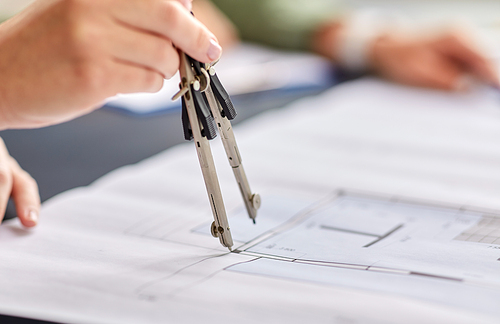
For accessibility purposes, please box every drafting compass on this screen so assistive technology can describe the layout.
[172,52,261,250]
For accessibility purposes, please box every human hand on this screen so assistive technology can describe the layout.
[0,138,40,228]
[0,0,221,129]
[313,21,498,91]
[369,31,499,91]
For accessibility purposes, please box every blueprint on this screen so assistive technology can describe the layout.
[227,193,500,317]
[239,194,500,284]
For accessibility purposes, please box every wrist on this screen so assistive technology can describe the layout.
[332,10,408,73]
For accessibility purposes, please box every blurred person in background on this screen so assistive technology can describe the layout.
[194,0,499,91]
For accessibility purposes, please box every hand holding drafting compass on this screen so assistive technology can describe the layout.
[172,51,261,250]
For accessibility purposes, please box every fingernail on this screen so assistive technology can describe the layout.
[27,210,38,224]
[207,39,222,62]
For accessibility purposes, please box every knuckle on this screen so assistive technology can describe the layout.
[162,1,182,31]
[61,1,103,61]
[0,166,12,187]
[152,40,172,69]
[195,28,209,56]
[68,23,99,59]
[143,72,163,93]
[149,38,179,79]
[20,170,38,190]
[163,52,180,79]
[72,60,107,94]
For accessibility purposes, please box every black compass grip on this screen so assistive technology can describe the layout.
[181,97,193,141]
[210,73,237,120]
[192,86,217,140]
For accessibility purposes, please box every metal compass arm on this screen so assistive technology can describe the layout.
[203,65,261,223]
[176,52,233,249]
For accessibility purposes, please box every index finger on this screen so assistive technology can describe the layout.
[112,0,221,63]
[10,157,40,228]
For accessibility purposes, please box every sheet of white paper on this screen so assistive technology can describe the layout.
[1,78,500,323]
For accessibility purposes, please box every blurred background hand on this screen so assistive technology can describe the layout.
[369,31,499,90]
[313,22,500,90]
